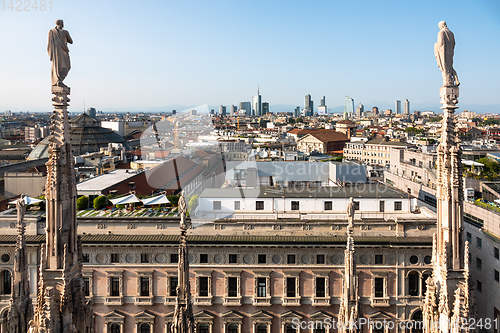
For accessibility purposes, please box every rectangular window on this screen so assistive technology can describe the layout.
[286,277,296,297]
[110,277,120,296]
[257,277,267,297]
[317,254,325,264]
[82,254,90,263]
[200,254,208,264]
[140,277,150,296]
[234,201,240,210]
[375,254,384,264]
[476,237,482,248]
[316,277,326,297]
[171,253,178,264]
[83,277,90,297]
[228,277,238,297]
[476,257,482,270]
[141,253,149,263]
[291,201,300,211]
[466,232,472,244]
[258,254,266,264]
[394,201,402,211]
[199,277,209,297]
[256,201,264,210]
[495,270,499,282]
[229,254,237,264]
[379,201,385,212]
[111,253,119,263]
[477,280,482,292]
[213,201,221,210]
[495,247,499,260]
[374,278,384,298]
[170,276,178,296]
[354,201,360,210]
[324,201,332,211]
[287,254,296,264]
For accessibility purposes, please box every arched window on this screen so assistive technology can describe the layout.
[110,323,120,333]
[0,270,11,295]
[257,324,267,333]
[286,324,297,333]
[198,323,209,333]
[411,310,423,333]
[140,323,150,333]
[408,271,420,296]
[227,323,238,333]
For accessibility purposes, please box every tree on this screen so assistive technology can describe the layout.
[76,196,89,210]
[478,157,500,175]
[188,195,199,214]
[93,195,107,210]
[167,194,180,206]
[288,118,295,125]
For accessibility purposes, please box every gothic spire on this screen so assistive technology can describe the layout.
[338,198,359,333]
[171,193,195,333]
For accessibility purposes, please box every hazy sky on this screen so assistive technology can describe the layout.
[0,0,499,112]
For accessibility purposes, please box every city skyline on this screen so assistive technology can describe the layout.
[0,0,499,113]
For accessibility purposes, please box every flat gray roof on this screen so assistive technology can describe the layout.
[201,184,406,199]
[77,169,140,193]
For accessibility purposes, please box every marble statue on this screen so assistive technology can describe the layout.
[16,194,26,225]
[47,20,73,88]
[434,21,459,87]
[346,197,355,225]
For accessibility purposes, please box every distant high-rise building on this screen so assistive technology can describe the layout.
[219,105,226,116]
[210,109,215,115]
[4,110,12,117]
[344,96,354,116]
[318,96,327,115]
[395,100,401,115]
[172,110,177,115]
[304,94,313,116]
[230,105,237,115]
[239,102,251,116]
[252,87,262,116]
[372,106,379,115]
[404,99,410,115]
[294,107,301,118]
[87,107,97,118]
[262,102,269,115]
[356,103,364,118]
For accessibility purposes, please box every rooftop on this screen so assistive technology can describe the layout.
[77,169,141,193]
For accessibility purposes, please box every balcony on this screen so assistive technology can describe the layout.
[370,296,390,307]
[312,297,331,306]
[252,296,271,306]
[223,296,242,306]
[164,296,176,305]
[105,296,124,305]
[194,296,213,306]
[282,297,301,306]
[135,295,153,306]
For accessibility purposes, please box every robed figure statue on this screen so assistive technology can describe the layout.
[48,19,73,88]
[434,21,459,87]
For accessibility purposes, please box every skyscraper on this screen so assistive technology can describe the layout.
[252,86,262,116]
[395,100,401,115]
[239,101,251,116]
[219,105,226,116]
[294,106,300,118]
[230,105,237,116]
[262,102,269,115]
[304,94,313,116]
[372,106,379,115]
[318,96,327,115]
[404,99,410,115]
[344,96,354,116]
[356,103,364,118]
